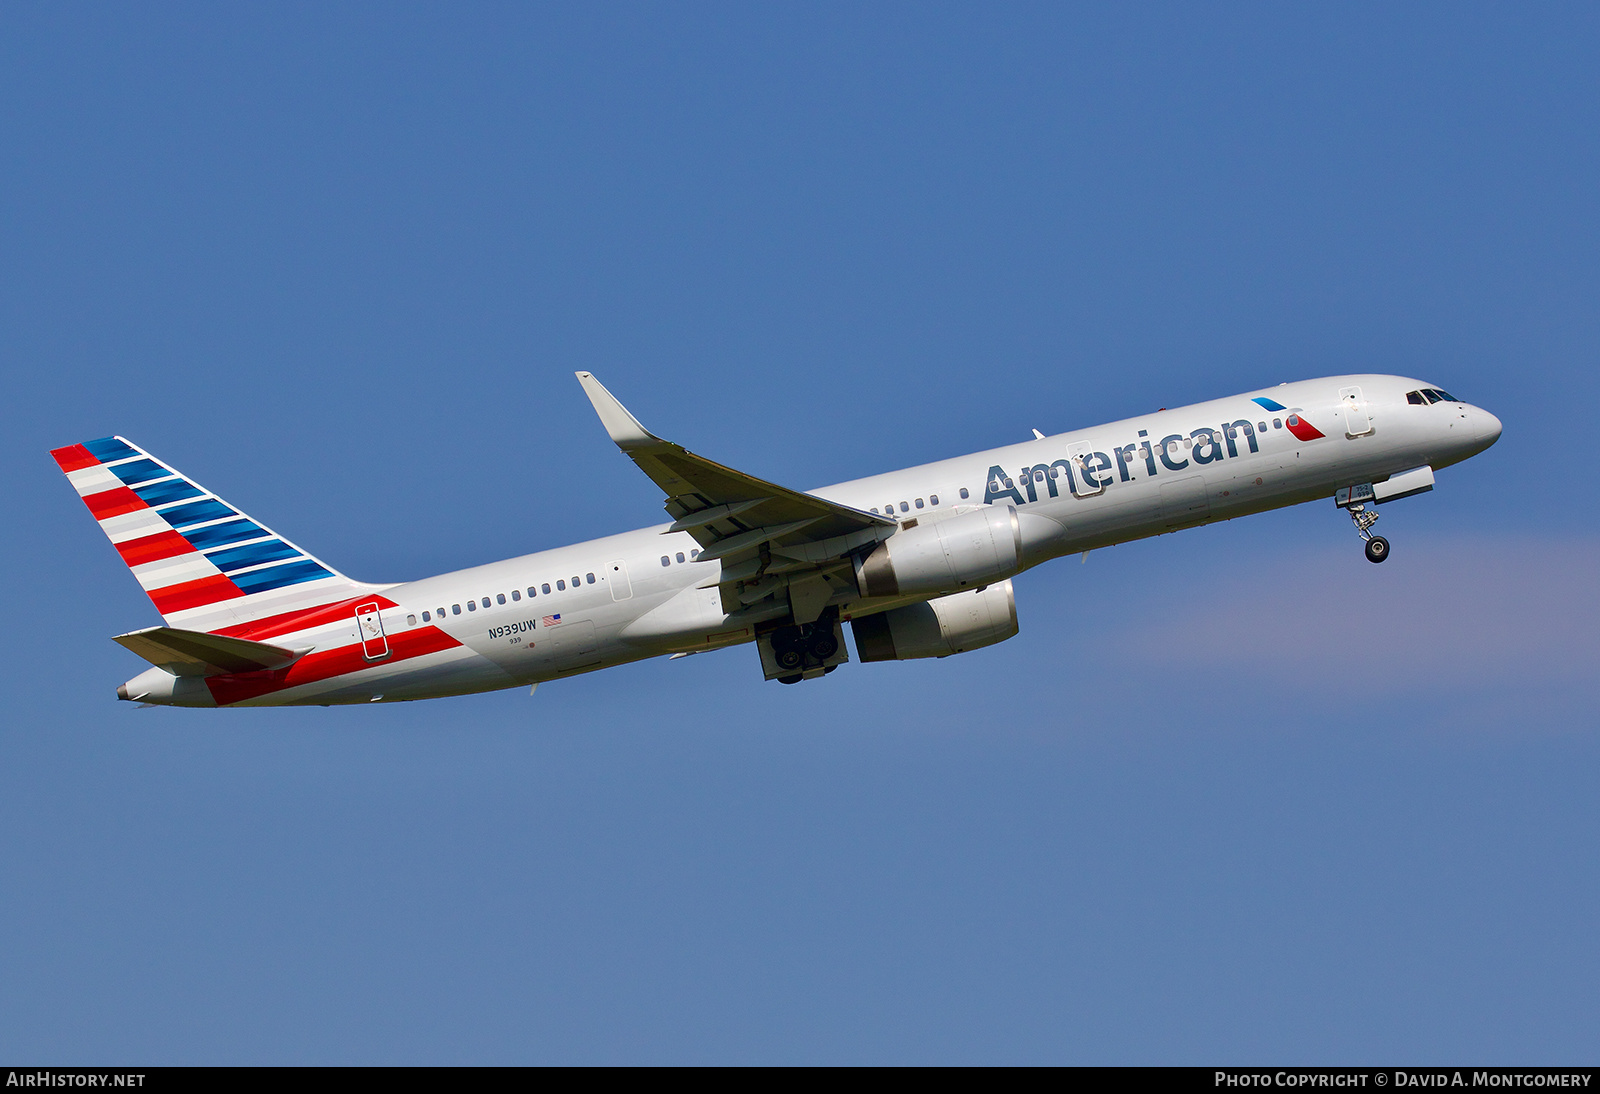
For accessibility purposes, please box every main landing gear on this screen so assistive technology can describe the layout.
[765,607,846,684]
[1346,503,1390,564]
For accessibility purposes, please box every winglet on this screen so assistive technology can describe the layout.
[575,372,662,451]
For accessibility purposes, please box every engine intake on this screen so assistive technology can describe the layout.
[853,505,1021,599]
[851,580,1018,661]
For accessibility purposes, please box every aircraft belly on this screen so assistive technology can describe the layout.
[464,615,610,681]
[1217,462,1287,514]
[1158,475,1211,529]
[231,645,510,706]
[1035,479,1160,551]
[618,584,735,650]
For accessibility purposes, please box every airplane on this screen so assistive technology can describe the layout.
[51,373,1501,708]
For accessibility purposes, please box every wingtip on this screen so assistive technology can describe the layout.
[575,371,660,450]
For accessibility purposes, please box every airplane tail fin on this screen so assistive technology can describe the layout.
[51,436,387,634]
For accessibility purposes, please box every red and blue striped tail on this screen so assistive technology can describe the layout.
[51,436,387,634]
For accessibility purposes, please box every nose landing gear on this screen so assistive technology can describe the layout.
[1346,503,1390,564]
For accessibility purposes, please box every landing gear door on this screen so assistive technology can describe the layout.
[1066,441,1105,498]
[355,602,390,662]
[1339,386,1373,437]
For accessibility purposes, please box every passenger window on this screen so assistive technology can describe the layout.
[452,604,461,615]
[930,494,938,505]
[586,573,595,584]
[542,583,551,594]
[676,552,685,563]
[914,498,923,509]
[527,587,536,598]
[511,589,520,601]
[497,593,506,605]
[572,576,581,586]
[1258,421,1268,432]
[437,607,445,618]
[691,550,699,559]
[899,501,909,513]
[422,611,431,622]
[469,601,478,612]
[661,555,670,567]
[1273,418,1282,429]
[557,580,565,591]
[1407,391,1426,405]
[959,488,969,499]
[482,597,491,608]
[406,614,416,626]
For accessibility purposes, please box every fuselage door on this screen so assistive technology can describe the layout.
[1339,386,1373,437]
[355,602,390,662]
[607,559,633,601]
[1066,441,1106,498]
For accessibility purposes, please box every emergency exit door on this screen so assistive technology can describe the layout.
[607,559,633,601]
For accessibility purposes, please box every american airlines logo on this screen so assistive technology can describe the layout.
[984,396,1321,506]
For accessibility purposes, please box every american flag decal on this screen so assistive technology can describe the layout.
[542,614,561,627]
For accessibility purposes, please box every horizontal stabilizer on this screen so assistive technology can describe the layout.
[113,626,308,677]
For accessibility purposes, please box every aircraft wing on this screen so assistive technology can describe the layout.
[576,372,896,619]
[114,626,309,676]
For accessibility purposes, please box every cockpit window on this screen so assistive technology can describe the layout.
[1430,388,1458,402]
[1422,389,1442,403]
[1407,391,1426,405]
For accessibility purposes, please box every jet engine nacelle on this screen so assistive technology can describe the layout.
[853,505,1021,599]
[851,580,1018,662]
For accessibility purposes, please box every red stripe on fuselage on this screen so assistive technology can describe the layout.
[205,625,463,706]
[212,594,399,642]
[115,530,195,567]
[148,573,245,614]
[83,486,147,520]
[51,444,99,473]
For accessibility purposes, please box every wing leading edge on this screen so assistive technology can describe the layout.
[575,372,896,620]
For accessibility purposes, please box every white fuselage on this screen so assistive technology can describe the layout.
[132,374,1500,706]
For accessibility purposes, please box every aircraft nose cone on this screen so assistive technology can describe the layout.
[1475,407,1503,447]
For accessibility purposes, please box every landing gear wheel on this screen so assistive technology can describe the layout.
[771,627,805,671]
[1364,536,1390,563]
[806,631,839,660]
[778,674,803,685]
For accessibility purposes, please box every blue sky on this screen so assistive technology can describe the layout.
[2,3,1596,1063]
